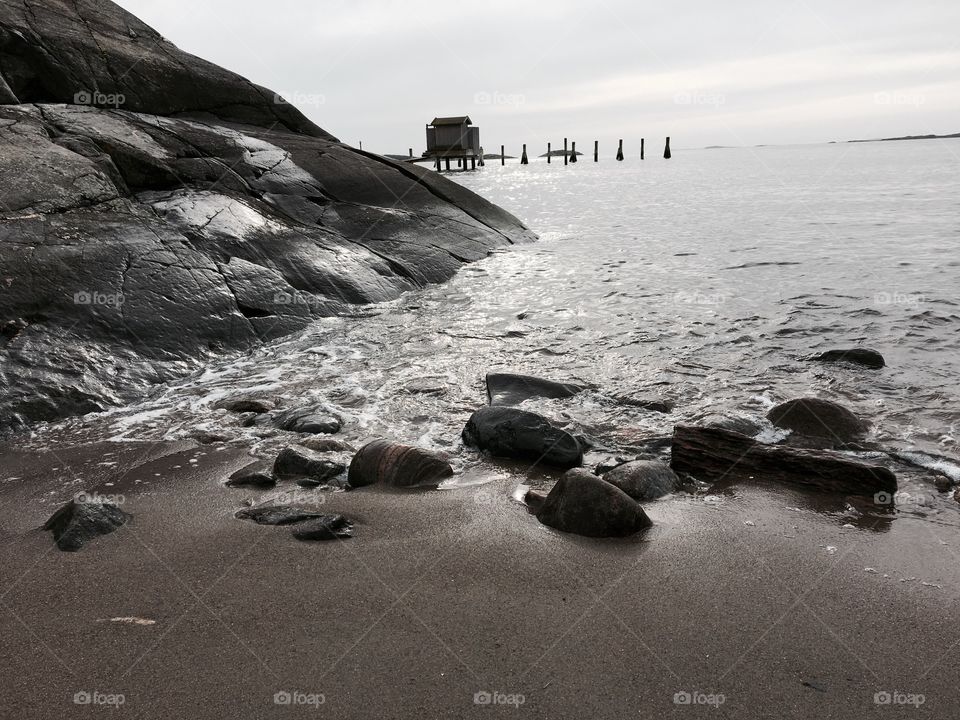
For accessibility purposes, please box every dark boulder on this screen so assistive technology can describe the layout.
[614,396,675,413]
[600,460,679,501]
[225,462,276,488]
[44,498,130,551]
[808,348,885,369]
[348,439,453,488]
[299,437,355,453]
[462,407,583,469]
[485,372,583,406]
[0,0,536,432]
[215,397,274,414]
[275,407,342,435]
[291,515,353,541]
[235,505,328,526]
[767,398,869,446]
[273,447,345,483]
[534,469,653,537]
[671,425,896,495]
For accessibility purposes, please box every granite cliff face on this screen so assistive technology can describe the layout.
[0,0,535,430]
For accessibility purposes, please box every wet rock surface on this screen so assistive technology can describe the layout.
[291,514,353,541]
[225,461,276,488]
[274,406,342,435]
[534,469,653,537]
[767,398,869,447]
[462,407,583,469]
[0,0,535,432]
[234,505,328,526]
[485,372,584,406]
[599,460,680,501]
[808,348,885,369]
[348,439,454,488]
[43,498,130,551]
[273,447,345,483]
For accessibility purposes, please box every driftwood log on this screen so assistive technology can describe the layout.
[671,425,897,495]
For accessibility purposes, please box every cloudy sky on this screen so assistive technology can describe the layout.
[119,0,960,153]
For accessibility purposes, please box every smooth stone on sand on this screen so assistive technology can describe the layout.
[225,462,276,488]
[600,460,680,501]
[534,469,652,538]
[44,499,130,551]
[767,398,869,445]
[273,447,346,483]
[291,515,353,541]
[671,425,897,495]
[234,505,328,525]
[808,348,885,369]
[485,372,584,406]
[274,406,342,435]
[348,439,454,488]
[462,407,583,469]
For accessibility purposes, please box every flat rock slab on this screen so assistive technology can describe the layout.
[273,447,345,483]
[671,425,897,495]
[274,407,342,435]
[767,398,869,446]
[600,460,679,501]
[462,406,583,469]
[44,499,130,551]
[485,373,584,406]
[234,506,328,526]
[291,515,353,541]
[535,469,652,538]
[348,439,453,488]
[225,461,276,488]
[808,348,885,369]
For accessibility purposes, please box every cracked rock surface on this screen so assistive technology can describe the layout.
[0,0,535,430]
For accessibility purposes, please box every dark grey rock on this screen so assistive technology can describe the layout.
[225,461,276,488]
[298,437,355,453]
[275,407,342,435]
[44,499,130,551]
[767,398,869,446]
[291,514,353,541]
[273,447,345,483]
[0,0,536,432]
[462,407,583,469]
[535,469,652,537]
[808,348,885,369]
[234,505,327,525]
[215,397,274,414]
[600,460,679,501]
[485,372,583,406]
[348,439,454,488]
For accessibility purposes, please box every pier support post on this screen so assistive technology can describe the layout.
[435,156,441,171]
[408,148,413,158]
[594,140,598,162]
[471,156,476,169]
[479,147,484,166]
[445,157,450,171]
[616,139,624,161]
[501,145,505,166]
[641,138,645,160]
[570,141,577,163]
[521,144,528,164]
[547,142,551,163]
[664,136,671,159]
[564,137,568,166]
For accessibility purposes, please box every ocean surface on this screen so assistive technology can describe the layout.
[27,140,960,517]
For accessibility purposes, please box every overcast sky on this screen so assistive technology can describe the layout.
[118,0,960,153]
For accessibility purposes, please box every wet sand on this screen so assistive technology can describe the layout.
[1,438,957,719]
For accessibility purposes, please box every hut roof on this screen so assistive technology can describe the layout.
[430,116,472,126]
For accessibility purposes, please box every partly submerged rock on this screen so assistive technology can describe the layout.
[348,439,453,488]
[235,505,328,526]
[600,460,679,501]
[462,407,583,469]
[767,398,868,446]
[808,348,885,369]
[291,515,353,541]
[671,425,896,495]
[273,447,345,483]
[298,437,355,453]
[485,372,584,406]
[215,396,275,414]
[274,406,342,435]
[0,0,535,432]
[535,469,652,537]
[44,499,130,551]
[225,461,276,488]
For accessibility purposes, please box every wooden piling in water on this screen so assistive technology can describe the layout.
[564,138,568,166]
[664,136,671,159]
[616,139,624,161]
[547,142,551,164]
[501,145,505,166]
[594,140,598,162]
[435,156,441,171]
[521,144,528,164]
[408,148,413,158]
[479,147,484,167]
[445,157,451,171]
[570,141,577,163]
[640,138,645,160]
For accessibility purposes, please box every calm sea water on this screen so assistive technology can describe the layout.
[30,140,960,508]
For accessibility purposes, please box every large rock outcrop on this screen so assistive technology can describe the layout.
[0,0,535,431]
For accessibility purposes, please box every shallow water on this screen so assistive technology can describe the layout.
[25,140,960,520]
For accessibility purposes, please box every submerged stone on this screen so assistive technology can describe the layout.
[462,407,583,469]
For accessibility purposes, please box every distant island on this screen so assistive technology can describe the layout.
[539,149,583,158]
[848,132,960,143]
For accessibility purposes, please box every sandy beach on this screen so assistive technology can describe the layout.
[1,437,956,719]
